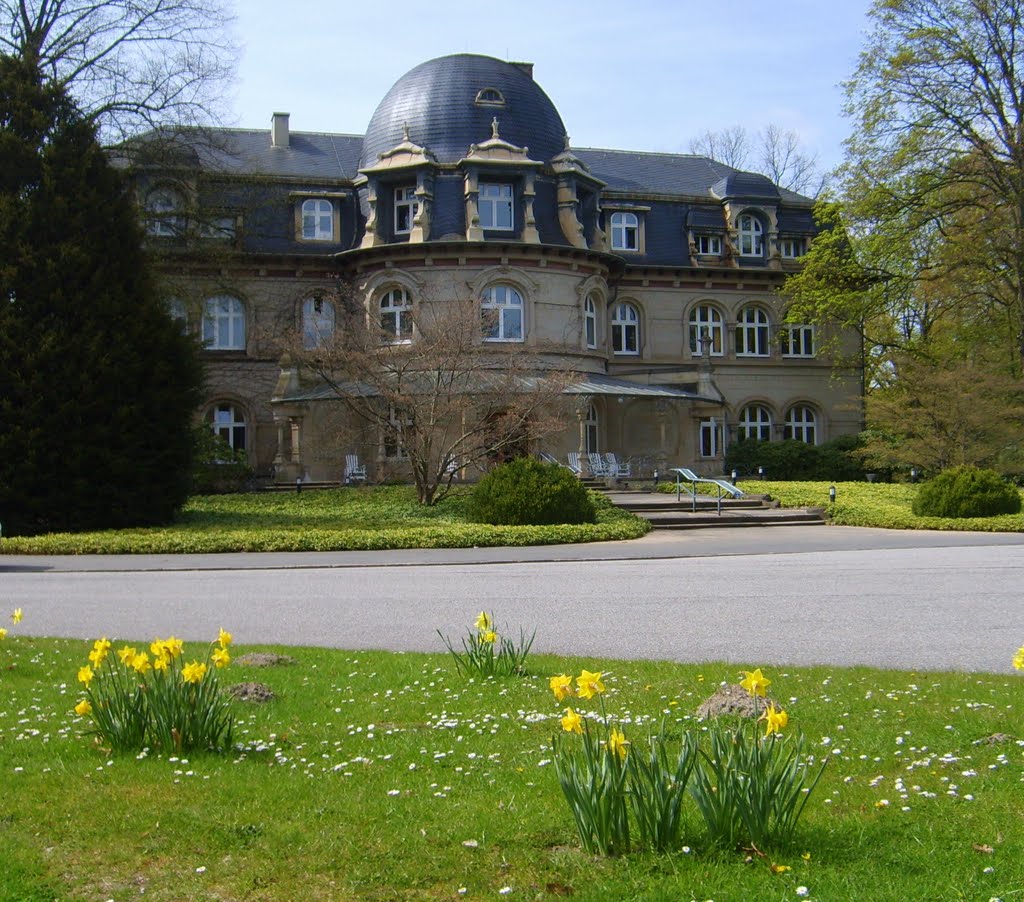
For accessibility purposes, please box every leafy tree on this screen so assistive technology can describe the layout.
[0,55,203,536]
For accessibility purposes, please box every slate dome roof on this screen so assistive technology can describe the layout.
[360,54,568,168]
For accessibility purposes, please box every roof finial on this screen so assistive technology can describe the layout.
[402,122,410,142]
[564,133,571,151]
[491,117,500,139]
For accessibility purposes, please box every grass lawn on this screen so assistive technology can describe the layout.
[2,634,1022,901]
[0,485,648,555]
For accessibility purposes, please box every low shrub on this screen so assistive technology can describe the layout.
[725,435,868,482]
[191,427,253,494]
[911,465,1022,518]
[469,457,596,525]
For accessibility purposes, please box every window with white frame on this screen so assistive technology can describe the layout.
[780,237,805,258]
[394,186,418,234]
[735,306,770,356]
[781,323,815,357]
[699,418,721,458]
[301,198,334,241]
[694,234,722,255]
[737,214,764,256]
[202,295,246,349]
[611,302,640,355]
[784,405,817,444]
[383,405,412,458]
[738,404,772,441]
[481,284,523,341]
[209,402,246,452]
[166,298,188,331]
[302,296,335,349]
[200,215,236,240]
[688,304,724,356]
[584,294,598,349]
[585,404,599,454]
[146,188,184,237]
[380,288,413,342]
[479,183,514,231]
[610,211,639,251]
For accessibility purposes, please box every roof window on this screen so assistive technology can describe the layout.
[475,87,506,107]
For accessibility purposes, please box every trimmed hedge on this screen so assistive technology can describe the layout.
[469,457,596,525]
[725,435,868,482]
[911,466,1022,518]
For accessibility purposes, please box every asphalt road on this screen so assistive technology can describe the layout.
[4,526,1024,673]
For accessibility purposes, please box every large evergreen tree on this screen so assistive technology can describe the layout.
[0,54,203,536]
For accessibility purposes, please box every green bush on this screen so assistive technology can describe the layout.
[469,458,596,525]
[191,427,253,494]
[912,466,1022,518]
[725,435,868,482]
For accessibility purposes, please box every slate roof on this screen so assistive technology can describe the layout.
[186,129,364,181]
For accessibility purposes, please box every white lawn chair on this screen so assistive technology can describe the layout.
[344,454,367,484]
[587,452,612,477]
[566,451,583,475]
[605,453,632,478]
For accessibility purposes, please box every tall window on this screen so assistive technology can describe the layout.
[394,186,418,234]
[735,306,770,356]
[384,405,411,458]
[584,295,598,349]
[688,305,724,356]
[301,199,334,241]
[209,403,246,451]
[302,296,335,349]
[699,418,720,458]
[380,288,413,342]
[166,298,188,331]
[146,188,183,237]
[479,183,513,230]
[610,212,639,251]
[202,296,246,349]
[611,302,639,355]
[585,404,599,454]
[481,284,523,341]
[737,214,764,256]
[781,323,815,357]
[738,404,772,441]
[784,405,817,444]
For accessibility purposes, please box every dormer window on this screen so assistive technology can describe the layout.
[479,183,514,231]
[301,198,334,241]
[737,214,764,256]
[780,237,805,258]
[145,187,184,237]
[394,186,418,234]
[610,212,640,252]
[694,234,722,255]
[475,87,506,107]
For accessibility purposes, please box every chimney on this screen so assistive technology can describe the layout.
[510,61,534,80]
[271,112,290,148]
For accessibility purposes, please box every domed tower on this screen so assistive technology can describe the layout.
[356,54,605,249]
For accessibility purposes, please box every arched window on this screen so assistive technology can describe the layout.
[481,284,523,341]
[584,404,599,454]
[784,405,817,444]
[380,288,413,342]
[688,304,724,356]
[475,87,506,106]
[737,214,764,256]
[208,402,246,452]
[610,212,639,251]
[202,296,246,349]
[611,302,640,355]
[738,404,772,441]
[146,187,183,237]
[735,306,770,356]
[301,198,334,241]
[584,294,598,349]
[302,296,335,349]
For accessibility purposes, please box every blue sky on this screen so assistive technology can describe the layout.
[231,0,874,173]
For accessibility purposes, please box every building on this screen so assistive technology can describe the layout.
[139,53,862,484]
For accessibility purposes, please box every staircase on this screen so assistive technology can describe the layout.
[603,489,827,529]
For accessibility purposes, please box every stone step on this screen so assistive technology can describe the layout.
[644,509,826,528]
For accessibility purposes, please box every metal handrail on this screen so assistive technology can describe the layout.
[670,467,744,515]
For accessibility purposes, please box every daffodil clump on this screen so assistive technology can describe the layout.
[550,666,825,856]
[74,629,234,755]
[437,612,535,678]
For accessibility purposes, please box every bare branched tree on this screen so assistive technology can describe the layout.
[688,125,750,170]
[1,0,237,140]
[289,284,580,505]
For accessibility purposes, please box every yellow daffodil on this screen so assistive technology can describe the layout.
[481,629,497,644]
[1014,645,1024,671]
[0,628,7,640]
[763,703,788,737]
[93,637,111,654]
[474,612,492,631]
[740,668,771,698]
[118,645,136,665]
[181,661,207,684]
[212,646,231,669]
[77,665,94,686]
[88,638,111,667]
[607,728,629,761]
[162,636,184,659]
[11,608,23,624]
[150,639,167,658]
[550,673,575,701]
[561,707,583,734]
[74,699,92,716]
[218,627,233,649]
[152,654,170,672]
[770,863,791,874]
[576,669,605,699]
[131,652,152,675]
